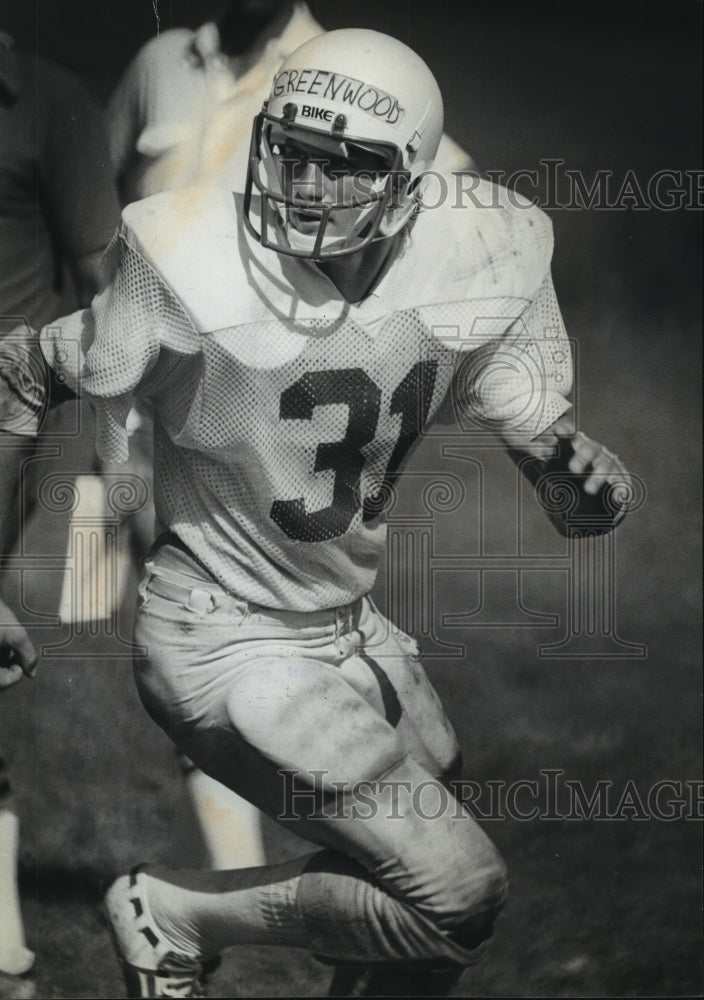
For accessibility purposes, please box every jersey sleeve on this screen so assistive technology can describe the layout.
[455,271,573,439]
[40,225,199,462]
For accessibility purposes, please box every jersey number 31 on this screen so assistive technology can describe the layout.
[271,362,439,542]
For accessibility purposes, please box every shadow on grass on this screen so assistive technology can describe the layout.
[18,860,114,903]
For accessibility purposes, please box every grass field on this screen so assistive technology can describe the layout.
[0,1,701,996]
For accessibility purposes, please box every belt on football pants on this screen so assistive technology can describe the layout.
[141,553,365,633]
[141,568,222,615]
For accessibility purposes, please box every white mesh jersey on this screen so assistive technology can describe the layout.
[40,178,572,610]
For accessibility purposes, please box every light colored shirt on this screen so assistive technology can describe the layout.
[107,4,474,203]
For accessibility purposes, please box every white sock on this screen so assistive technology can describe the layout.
[0,808,35,976]
[143,855,314,957]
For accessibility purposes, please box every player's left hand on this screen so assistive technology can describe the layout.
[0,598,37,690]
[504,413,633,533]
[561,430,630,498]
[506,414,630,493]
[550,416,631,500]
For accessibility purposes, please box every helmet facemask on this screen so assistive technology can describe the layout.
[244,105,414,260]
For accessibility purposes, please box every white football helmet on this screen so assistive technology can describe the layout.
[244,28,444,259]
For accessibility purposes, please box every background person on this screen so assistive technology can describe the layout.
[106,0,478,875]
[0,29,119,1000]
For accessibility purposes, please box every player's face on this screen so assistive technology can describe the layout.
[272,130,395,241]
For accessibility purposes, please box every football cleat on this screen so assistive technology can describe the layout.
[104,867,212,998]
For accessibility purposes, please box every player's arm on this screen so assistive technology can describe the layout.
[448,252,631,533]
[0,212,181,683]
[489,268,631,534]
[0,326,68,687]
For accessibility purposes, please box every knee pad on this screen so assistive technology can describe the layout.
[298,851,495,968]
[443,859,509,950]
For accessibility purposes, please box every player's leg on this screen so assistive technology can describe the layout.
[0,750,35,999]
[106,549,506,992]
[113,708,503,972]
[319,603,468,996]
[176,753,265,869]
[0,425,36,999]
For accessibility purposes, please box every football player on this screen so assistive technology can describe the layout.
[106,0,476,875]
[0,28,631,998]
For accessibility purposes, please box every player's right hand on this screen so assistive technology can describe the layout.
[0,598,37,690]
